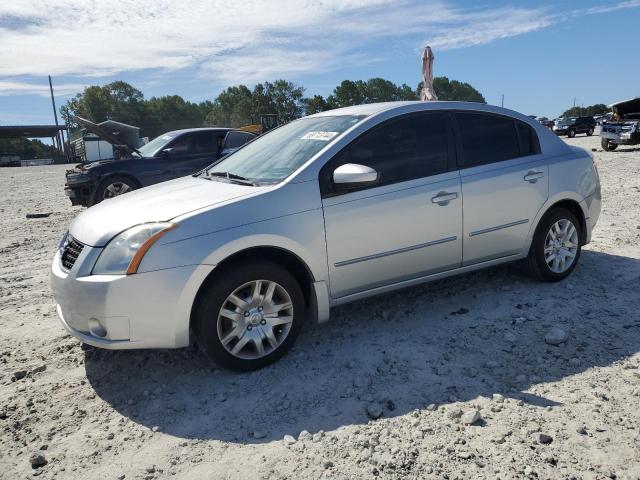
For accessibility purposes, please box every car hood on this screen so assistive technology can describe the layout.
[69,176,268,247]
[75,116,141,155]
[72,155,143,172]
[610,97,640,117]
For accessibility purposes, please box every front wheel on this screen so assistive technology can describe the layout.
[94,175,137,205]
[193,261,306,371]
[567,129,576,138]
[527,208,582,282]
[586,128,594,136]
[601,138,618,151]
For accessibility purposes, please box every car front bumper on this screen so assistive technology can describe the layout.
[600,131,640,145]
[51,246,215,350]
[64,179,95,207]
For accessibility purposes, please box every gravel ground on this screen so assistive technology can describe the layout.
[1,133,639,480]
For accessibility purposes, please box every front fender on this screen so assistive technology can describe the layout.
[138,207,329,285]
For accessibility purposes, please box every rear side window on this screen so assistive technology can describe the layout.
[224,131,254,149]
[456,112,520,167]
[169,131,217,155]
[326,112,450,189]
[189,131,218,154]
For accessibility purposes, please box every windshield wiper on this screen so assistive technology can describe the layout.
[207,171,257,186]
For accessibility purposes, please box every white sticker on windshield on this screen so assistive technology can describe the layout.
[301,131,339,141]
[161,135,173,140]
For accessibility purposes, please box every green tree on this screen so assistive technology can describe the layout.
[0,138,56,159]
[561,104,609,118]
[60,81,147,133]
[145,95,207,137]
[325,78,419,108]
[206,80,305,128]
[305,95,330,114]
[206,85,254,127]
[419,77,486,103]
[327,80,366,108]
[260,80,306,122]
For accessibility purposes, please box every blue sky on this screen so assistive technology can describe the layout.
[1,0,639,127]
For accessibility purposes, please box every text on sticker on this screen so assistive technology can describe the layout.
[301,131,339,141]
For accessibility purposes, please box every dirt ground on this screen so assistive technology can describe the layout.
[1,133,639,480]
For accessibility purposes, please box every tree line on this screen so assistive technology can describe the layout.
[560,104,609,118]
[60,76,486,140]
[0,137,56,159]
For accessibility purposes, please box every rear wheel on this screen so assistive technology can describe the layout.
[601,138,618,151]
[193,261,306,371]
[527,208,582,282]
[94,175,138,205]
[567,129,576,138]
[586,127,594,136]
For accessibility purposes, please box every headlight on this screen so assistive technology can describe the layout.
[92,223,176,275]
[66,173,90,184]
[58,230,69,250]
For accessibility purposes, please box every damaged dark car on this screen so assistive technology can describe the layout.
[600,97,640,151]
[65,118,256,207]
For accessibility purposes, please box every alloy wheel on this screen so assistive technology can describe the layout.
[103,182,132,199]
[216,280,294,360]
[544,219,579,274]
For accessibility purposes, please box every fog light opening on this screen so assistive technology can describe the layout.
[88,318,107,338]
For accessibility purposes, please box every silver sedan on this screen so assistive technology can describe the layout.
[51,101,601,370]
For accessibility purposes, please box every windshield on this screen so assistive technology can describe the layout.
[557,118,575,126]
[136,132,178,157]
[206,115,364,183]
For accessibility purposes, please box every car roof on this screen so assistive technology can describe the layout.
[306,101,539,124]
[165,127,234,135]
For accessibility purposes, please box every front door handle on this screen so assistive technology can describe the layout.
[524,171,544,183]
[431,191,458,206]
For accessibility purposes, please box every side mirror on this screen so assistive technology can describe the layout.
[160,148,173,158]
[333,163,379,187]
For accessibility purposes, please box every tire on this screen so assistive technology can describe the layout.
[567,129,576,138]
[193,260,306,371]
[601,138,618,151]
[94,175,138,205]
[586,128,594,136]
[527,207,582,282]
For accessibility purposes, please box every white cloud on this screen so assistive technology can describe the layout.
[0,0,638,86]
[0,80,86,96]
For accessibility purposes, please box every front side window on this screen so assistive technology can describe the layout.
[456,112,520,167]
[170,131,217,155]
[207,115,363,183]
[322,112,450,193]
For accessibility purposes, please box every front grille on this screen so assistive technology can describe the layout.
[61,237,84,271]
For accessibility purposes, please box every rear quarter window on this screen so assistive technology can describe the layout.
[516,121,540,156]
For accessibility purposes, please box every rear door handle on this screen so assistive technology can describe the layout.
[431,191,458,206]
[524,171,544,183]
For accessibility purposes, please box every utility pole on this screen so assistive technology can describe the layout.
[573,97,577,108]
[48,75,65,162]
[501,94,504,108]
